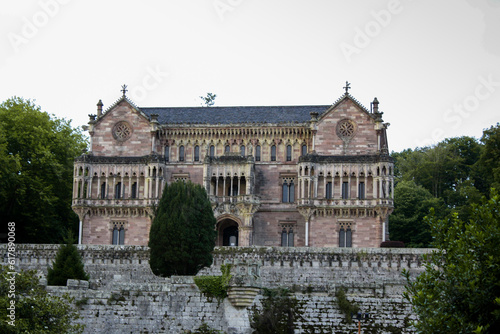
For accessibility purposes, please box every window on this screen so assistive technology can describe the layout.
[194,145,200,162]
[358,182,365,200]
[179,146,184,162]
[301,144,307,156]
[339,226,352,247]
[210,145,215,158]
[342,181,349,199]
[326,182,333,199]
[286,145,292,161]
[282,184,289,203]
[112,225,125,245]
[281,226,295,247]
[100,182,106,199]
[255,145,261,161]
[225,145,230,153]
[282,180,295,203]
[131,182,137,199]
[271,145,276,161]
[165,146,169,162]
[115,182,121,199]
[240,145,245,156]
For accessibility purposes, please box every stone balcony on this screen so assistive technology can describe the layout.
[297,198,393,208]
[72,198,159,207]
[209,194,260,205]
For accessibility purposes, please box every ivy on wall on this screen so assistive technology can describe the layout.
[194,264,232,305]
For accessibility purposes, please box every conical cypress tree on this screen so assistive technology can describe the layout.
[149,181,217,277]
[47,232,89,286]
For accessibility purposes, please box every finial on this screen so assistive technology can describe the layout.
[97,99,103,117]
[121,84,128,96]
[343,81,351,94]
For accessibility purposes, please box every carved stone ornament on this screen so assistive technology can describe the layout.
[112,121,132,141]
[336,119,356,139]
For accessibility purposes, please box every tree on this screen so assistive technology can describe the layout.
[475,123,500,194]
[403,190,500,333]
[149,181,217,277]
[389,180,446,247]
[200,93,217,107]
[0,97,88,243]
[0,265,84,333]
[47,232,89,286]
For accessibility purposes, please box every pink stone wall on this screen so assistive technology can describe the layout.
[91,101,152,157]
[315,99,378,155]
[82,215,151,246]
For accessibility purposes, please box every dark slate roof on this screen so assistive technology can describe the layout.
[140,105,331,125]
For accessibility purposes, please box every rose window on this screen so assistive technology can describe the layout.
[336,119,356,139]
[112,121,132,141]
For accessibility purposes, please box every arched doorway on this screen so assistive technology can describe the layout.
[217,218,239,246]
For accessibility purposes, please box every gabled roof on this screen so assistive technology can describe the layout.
[140,105,331,125]
[321,93,373,121]
[99,92,373,126]
[96,95,150,123]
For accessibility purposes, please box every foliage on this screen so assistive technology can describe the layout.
[0,265,84,333]
[0,97,88,243]
[149,181,217,277]
[188,322,226,334]
[475,123,500,194]
[403,191,500,333]
[200,92,217,107]
[389,180,446,247]
[335,287,359,323]
[380,240,405,248]
[47,232,89,286]
[390,131,498,243]
[250,288,304,334]
[194,264,232,304]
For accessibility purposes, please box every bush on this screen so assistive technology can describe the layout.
[47,232,89,286]
[194,264,232,304]
[250,288,304,334]
[380,240,405,248]
[335,287,359,323]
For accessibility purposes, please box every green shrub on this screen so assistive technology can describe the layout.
[47,232,89,286]
[250,288,304,334]
[335,287,359,323]
[194,264,232,304]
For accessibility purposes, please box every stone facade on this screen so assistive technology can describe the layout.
[1,244,429,333]
[73,89,394,247]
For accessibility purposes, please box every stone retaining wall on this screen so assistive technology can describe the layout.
[1,244,432,333]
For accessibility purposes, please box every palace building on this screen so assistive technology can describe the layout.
[72,84,394,248]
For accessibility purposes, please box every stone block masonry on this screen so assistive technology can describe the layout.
[1,244,432,333]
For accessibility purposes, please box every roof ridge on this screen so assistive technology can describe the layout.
[103,96,141,116]
[331,93,370,113]
[140,105,331,109]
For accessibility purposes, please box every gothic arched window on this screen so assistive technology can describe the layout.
[271,145,276,161]
[255,145,261,161]
[179,146,185,162]
[194,145,200,161]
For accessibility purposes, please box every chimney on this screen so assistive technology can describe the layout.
[97,99,103,117]
[372,97,379,113]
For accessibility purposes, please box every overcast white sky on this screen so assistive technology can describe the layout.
[1,0,499,152]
